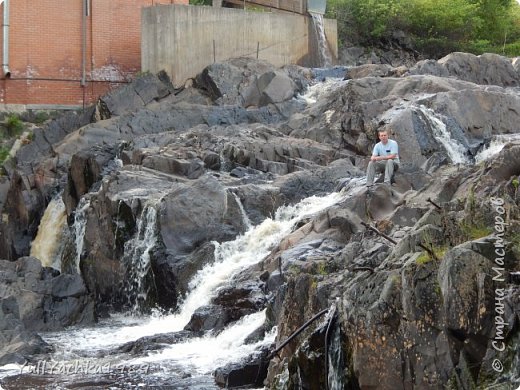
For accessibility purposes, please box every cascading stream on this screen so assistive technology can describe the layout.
[42,190,345,354]
[327,320,345,390]
[230,191,253,230]
[122,205,158,312]
[475,133,520,163]
[72,198,91,274]
[309,12,332,67]
[30,195,67,271]
[414,105,469,164]
[18,182,369,386]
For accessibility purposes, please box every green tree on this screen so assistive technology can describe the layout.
[326,0,520,57]
[474,0,514,41]
[404,0,481,55]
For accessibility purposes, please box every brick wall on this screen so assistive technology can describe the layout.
[0,0,186,108]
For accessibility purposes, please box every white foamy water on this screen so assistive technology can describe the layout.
[298,77,347,105]
[231,191,252,230]
[30,196,67,270]
[36,190,345,359]
[475,133,520,163]
[73,198,90,274]
[123,205,158,312]
[1,180,367,385]
[309,12,332,68]
[416,106,469,164]
[132,310,276,374]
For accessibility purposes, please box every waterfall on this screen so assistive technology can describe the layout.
[122,205,158,312]
[1,181,372,388]
[30,196,67,270]
[298,77,347,105]
[146,190,345,335]
[72,198,90,274]
[230,191,252,230]
[309,12,332,67]
[36,190,346,353]
[327,320,344,390]
[475,133,520,163]
[132,310,277,374]
[415,106,469,164]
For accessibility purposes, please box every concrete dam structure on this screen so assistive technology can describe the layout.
[141,3,337,88]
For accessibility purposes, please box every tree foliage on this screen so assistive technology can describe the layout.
[326,0,520,57]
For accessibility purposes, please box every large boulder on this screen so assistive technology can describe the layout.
[408,52,520,87]
[195,57,305,108]
[0,257,94,364]
[243,71,298,107]
[96,72,171,119]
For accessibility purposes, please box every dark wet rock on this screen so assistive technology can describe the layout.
[214,348,270,389]
[185,281,266,333]
[485,142,520,182]
[213,281,267,311]
[0,257,93,365]
[0,314,52,365]
[63,144,116,215]
[158,175,245,255]
[184,305,239,332]
[115,330,202,355]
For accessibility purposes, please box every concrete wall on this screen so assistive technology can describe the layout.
[0,0,187,109]
[142,5,338,88]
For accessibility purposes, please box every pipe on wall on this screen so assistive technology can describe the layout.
[2,0,10,78]
[81,0,87,86]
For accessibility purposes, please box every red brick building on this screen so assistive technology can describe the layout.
[0,0,187,109]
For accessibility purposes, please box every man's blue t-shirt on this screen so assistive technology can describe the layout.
[372,139,400,163]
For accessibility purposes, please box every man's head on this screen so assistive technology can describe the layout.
[378,130,389,144]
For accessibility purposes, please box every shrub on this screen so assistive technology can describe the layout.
[5,114,24,137]
[0,146,10,165]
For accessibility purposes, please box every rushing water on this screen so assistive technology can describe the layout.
[327,320,344,390]
[415,105,469,164]
[298,77,347,105]
[72,198,91,274]
[30,196,67,270]
[122,205,158,312]
[309,12,332,67]
[0,187,350,388]
[230,191,253,231]
[475,133,520,163]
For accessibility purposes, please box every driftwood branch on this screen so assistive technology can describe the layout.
[360,221,397,245]
[418,242,439,261]
[352,266,375,273]
[426,197,442,211]
[268,307,330,360]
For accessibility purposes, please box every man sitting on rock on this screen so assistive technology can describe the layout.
[366,129,399,187]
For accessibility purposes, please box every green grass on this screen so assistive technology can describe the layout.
[416,252,431,265]
[5,114,24,137]
[460,222,493,240]
[0,147,10,165]
[416,246,448,265]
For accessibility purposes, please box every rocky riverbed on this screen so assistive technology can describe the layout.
[0,53,519,389]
